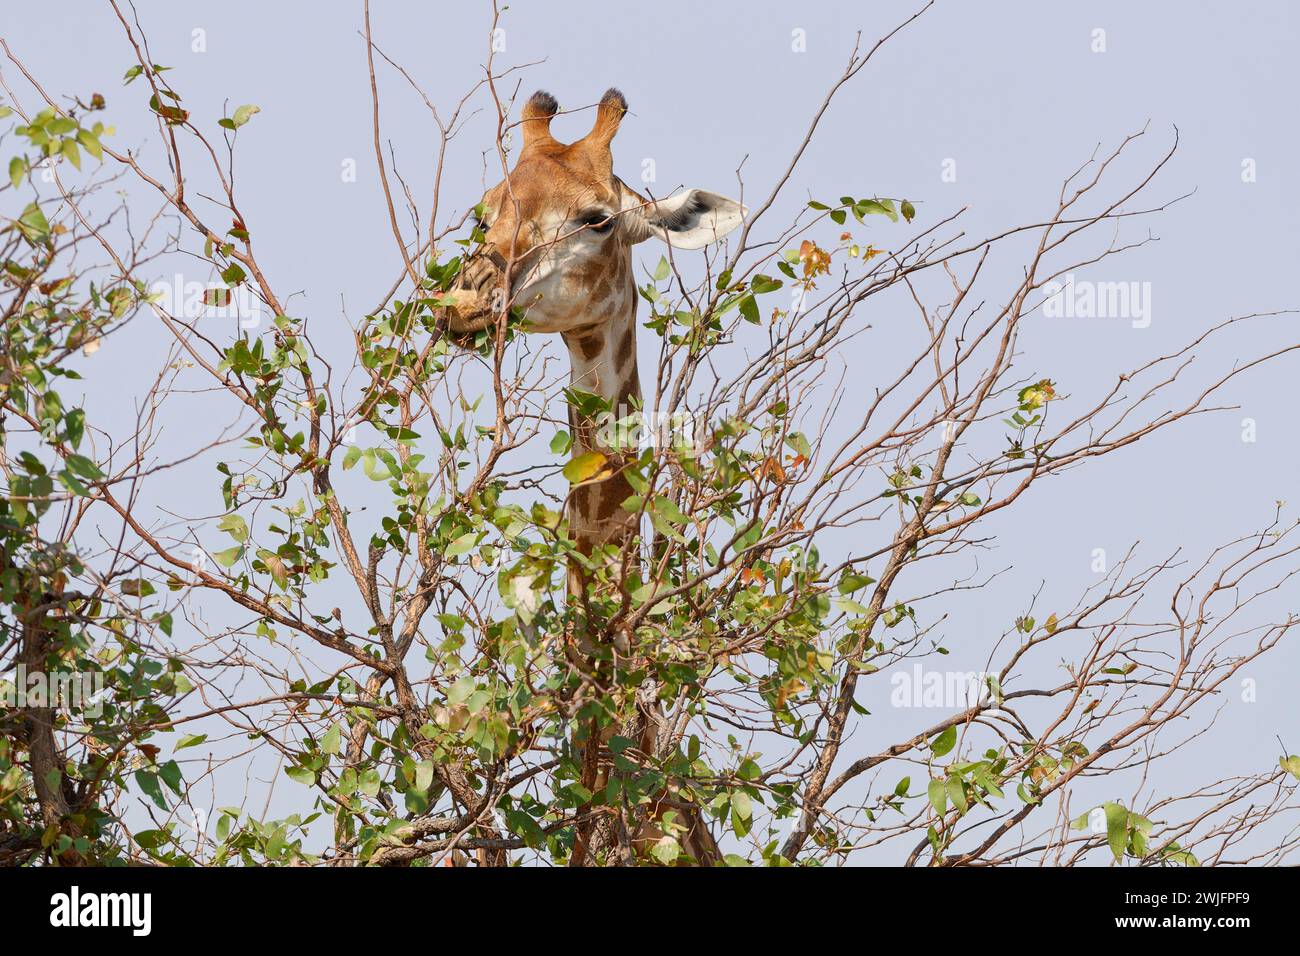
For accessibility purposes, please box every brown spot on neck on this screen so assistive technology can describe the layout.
[572,328,605,361]
[615,322,635,371]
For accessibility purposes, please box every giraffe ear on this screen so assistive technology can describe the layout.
[627,189,746,250]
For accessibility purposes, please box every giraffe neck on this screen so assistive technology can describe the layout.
[558,251,721,865]
[559,249,639,564]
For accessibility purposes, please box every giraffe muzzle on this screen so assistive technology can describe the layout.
[439,248,509,341]
[460,248,508,298]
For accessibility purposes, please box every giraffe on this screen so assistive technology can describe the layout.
[441,88,744,864]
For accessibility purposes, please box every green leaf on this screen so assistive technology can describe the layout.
[650,836,682,865]
[0,766,22,799]
[64,409,85,448]
[386,426,420,443]
[1104,802,1128,861]
[445,532,478,558]
[930,725,957,758]
[563,450,607,483]
[8,156,24,190]
[135,770,168,810]
[446,677,474,707]
[65,453,104,480]
[158,760,183,796]
[134,829,169,851]
[359,768,381,798]
[1162,842,1199,867]
[217,513,248,543]
[946,776,968,815]
[285,766,315,786]
[17,202,50,242]
[837,572,875,594]
[927,778,948,816]
[652,256,670,281]
[652,495,690,527]
[175,733,208,751]
[321,722,342,756]
[784,432,812,459]
[212,546,243,568]
[77,128,103,159]
[731,790,753,838]
[855,198,898,222]
[549,430,571,455]
[59,470,89,497]
[61,138,82,170]
[1280,755,1300,780]
[120,578,156,598]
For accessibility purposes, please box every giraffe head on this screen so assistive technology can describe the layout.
[443,88,745,338]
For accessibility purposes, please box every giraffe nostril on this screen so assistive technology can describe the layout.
[450,256,506,306]
[470,256,505,294]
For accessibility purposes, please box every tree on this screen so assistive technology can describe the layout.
[2,1,1298,867]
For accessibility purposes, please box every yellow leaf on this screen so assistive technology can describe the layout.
[563,451,607,483]
[1045,613,1058,634]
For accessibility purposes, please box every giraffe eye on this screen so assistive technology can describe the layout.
[578,211,615,234]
